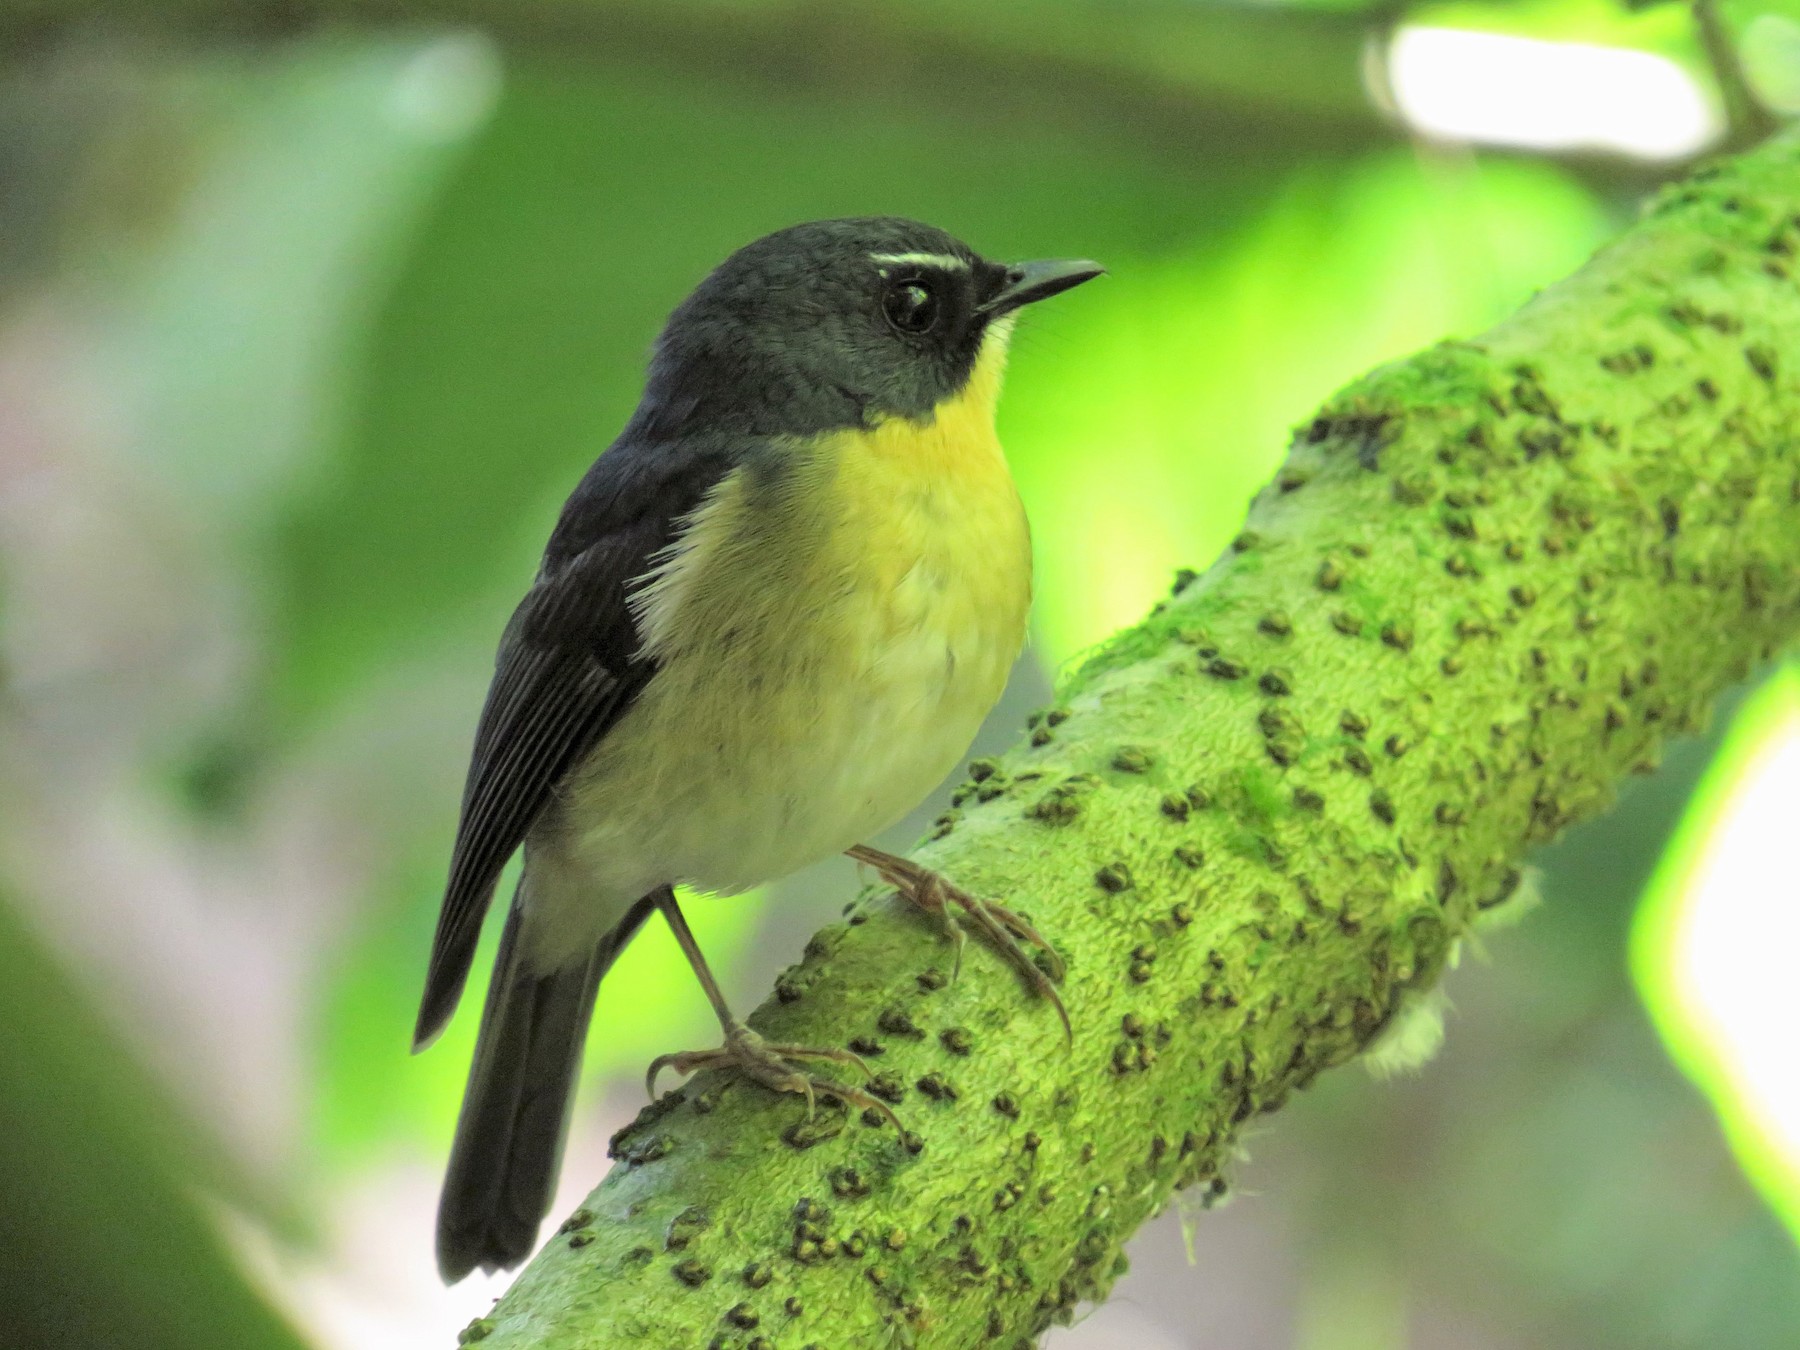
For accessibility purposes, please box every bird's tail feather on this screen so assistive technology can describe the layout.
[435,892,652,1283]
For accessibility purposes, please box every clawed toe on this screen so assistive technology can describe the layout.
[647,890,907,1132]
[847,844,1070,1043]
[645,1025,897,1128]
[645,1046,718,1101]
[958,906,1066,1035]
[987,902,1065,981]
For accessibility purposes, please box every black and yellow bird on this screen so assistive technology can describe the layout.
[414,217,1102,1282]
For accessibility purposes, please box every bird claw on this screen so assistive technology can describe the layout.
[848,845,1070,1044]
[645,1023,899,1129]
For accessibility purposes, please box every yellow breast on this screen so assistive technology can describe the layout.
[635,318,1031,675]
[590,322,1031,894]
[826,318,1032,653]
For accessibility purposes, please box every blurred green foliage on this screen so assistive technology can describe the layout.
[0,898,309,1350]
[2,1,1799,1346]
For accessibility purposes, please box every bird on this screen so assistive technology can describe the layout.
[413,216,1103,1283]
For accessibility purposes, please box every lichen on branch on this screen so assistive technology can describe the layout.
[468,134,1800,1349]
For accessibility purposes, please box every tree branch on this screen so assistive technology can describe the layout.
[1692,0,1779,153]
[461,135,1800,1348]
[1,0,1386,157]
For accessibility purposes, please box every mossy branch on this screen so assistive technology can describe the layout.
[467,136,1800,1349]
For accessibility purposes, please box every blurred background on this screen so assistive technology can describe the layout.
[1,1,1797,1347]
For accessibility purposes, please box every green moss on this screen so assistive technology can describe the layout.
[477,131,1800,1349]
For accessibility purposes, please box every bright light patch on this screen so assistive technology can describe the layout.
[1634,669,1800,1242]
[387,32,502,143]
[1384,26,1718,161]
[1744,15,1800,115]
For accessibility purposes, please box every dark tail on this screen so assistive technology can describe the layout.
[435,894,653,1283]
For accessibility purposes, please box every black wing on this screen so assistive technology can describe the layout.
[412,437,737,1049]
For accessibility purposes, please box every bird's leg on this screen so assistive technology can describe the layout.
[845,844,1069,1042]
[643,887,902,1129]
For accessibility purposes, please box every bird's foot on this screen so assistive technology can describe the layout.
[645,1021,902,1130]
[846,844,1069,1042]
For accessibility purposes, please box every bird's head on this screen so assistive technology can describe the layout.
[632,216,1102,441]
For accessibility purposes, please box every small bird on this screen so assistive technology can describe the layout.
[414,217,1102,1282]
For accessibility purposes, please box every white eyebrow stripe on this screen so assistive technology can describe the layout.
[870,251,969,270]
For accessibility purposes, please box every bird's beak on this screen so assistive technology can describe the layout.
[979,258,1105,316]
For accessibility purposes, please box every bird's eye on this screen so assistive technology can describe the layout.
[883,280,940,334]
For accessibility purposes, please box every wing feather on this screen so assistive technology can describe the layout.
[412,440,738,1049]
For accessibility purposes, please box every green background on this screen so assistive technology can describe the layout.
[0,2,1795,1345]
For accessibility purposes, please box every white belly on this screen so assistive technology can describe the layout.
[580,583,1014,897]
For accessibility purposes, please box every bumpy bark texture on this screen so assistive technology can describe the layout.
[465,135,1800,1349]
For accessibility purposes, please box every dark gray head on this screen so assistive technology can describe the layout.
[627,217,1102,441]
